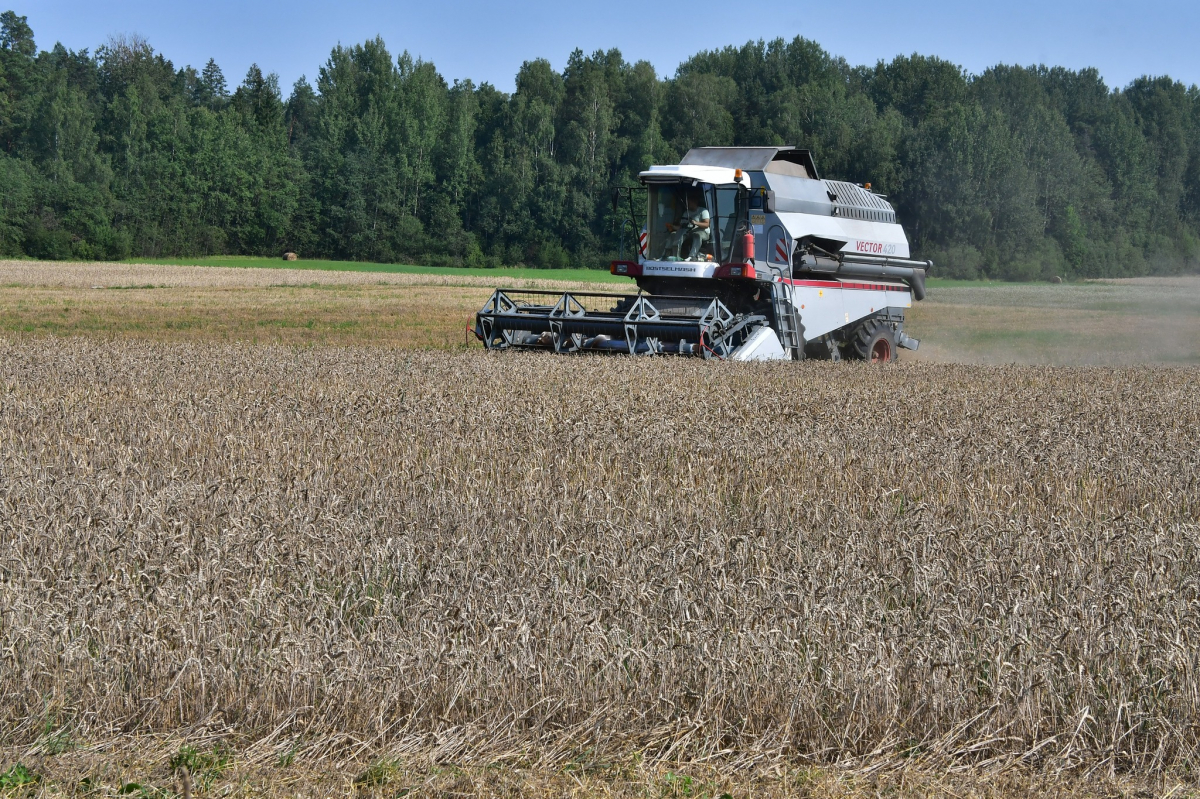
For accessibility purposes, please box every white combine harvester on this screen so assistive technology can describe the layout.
[474,146,930,361]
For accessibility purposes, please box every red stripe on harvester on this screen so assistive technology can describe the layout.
[784,278,909,292]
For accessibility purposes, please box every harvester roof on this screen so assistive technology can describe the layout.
[638,164,752,187]
[680,146,820,180]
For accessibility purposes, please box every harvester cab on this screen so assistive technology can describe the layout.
[474,146,931,362]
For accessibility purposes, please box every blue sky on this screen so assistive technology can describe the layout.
[22,0,1200,95]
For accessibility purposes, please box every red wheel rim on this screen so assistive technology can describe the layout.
[870,337,891,363]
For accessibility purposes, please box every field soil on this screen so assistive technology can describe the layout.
[1,263,1198,796]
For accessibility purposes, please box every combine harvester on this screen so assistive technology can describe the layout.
[474,146,930,361]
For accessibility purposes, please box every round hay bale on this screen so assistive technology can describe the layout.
[283,252,298,262]
[1051,275,1063,284]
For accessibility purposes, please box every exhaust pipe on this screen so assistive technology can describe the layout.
[795,254,931,301]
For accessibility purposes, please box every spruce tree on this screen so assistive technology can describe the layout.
[198,58,227,108]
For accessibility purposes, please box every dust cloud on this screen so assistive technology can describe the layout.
[908,276,1200,366]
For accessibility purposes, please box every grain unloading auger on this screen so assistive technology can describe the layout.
[474,146,931,361]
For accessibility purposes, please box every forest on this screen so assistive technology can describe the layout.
[1,10,1198,279]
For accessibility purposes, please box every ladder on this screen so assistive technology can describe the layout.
[766,265,805,360]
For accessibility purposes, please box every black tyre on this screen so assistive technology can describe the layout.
[804,339,839,360]
[850,318,897,363]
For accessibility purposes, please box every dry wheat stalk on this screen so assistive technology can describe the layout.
[0,338,1197,780]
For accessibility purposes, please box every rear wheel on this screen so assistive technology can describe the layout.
[851,319,897,363]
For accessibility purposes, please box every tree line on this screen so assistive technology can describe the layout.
[2,10,1198,279]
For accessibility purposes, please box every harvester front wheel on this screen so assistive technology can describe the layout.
[851,319,897,363]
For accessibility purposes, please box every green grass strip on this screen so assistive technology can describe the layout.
[124,256,630,283]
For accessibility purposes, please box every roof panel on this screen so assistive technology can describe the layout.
[639,165,751,187]
[680,147,784,170]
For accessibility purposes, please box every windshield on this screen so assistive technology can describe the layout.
[647,184,714,262]
[712,186,746,263]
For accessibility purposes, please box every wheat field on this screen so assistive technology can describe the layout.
[2,261,1199,366]
[1,336,1198,796]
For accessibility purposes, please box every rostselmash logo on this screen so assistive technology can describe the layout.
[854,241,897,256]
[645,264,709,275]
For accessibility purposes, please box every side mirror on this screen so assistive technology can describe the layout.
[611,189,620,214]
[762,190,776,214]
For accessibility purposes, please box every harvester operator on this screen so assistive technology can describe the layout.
[664,192,710,260]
